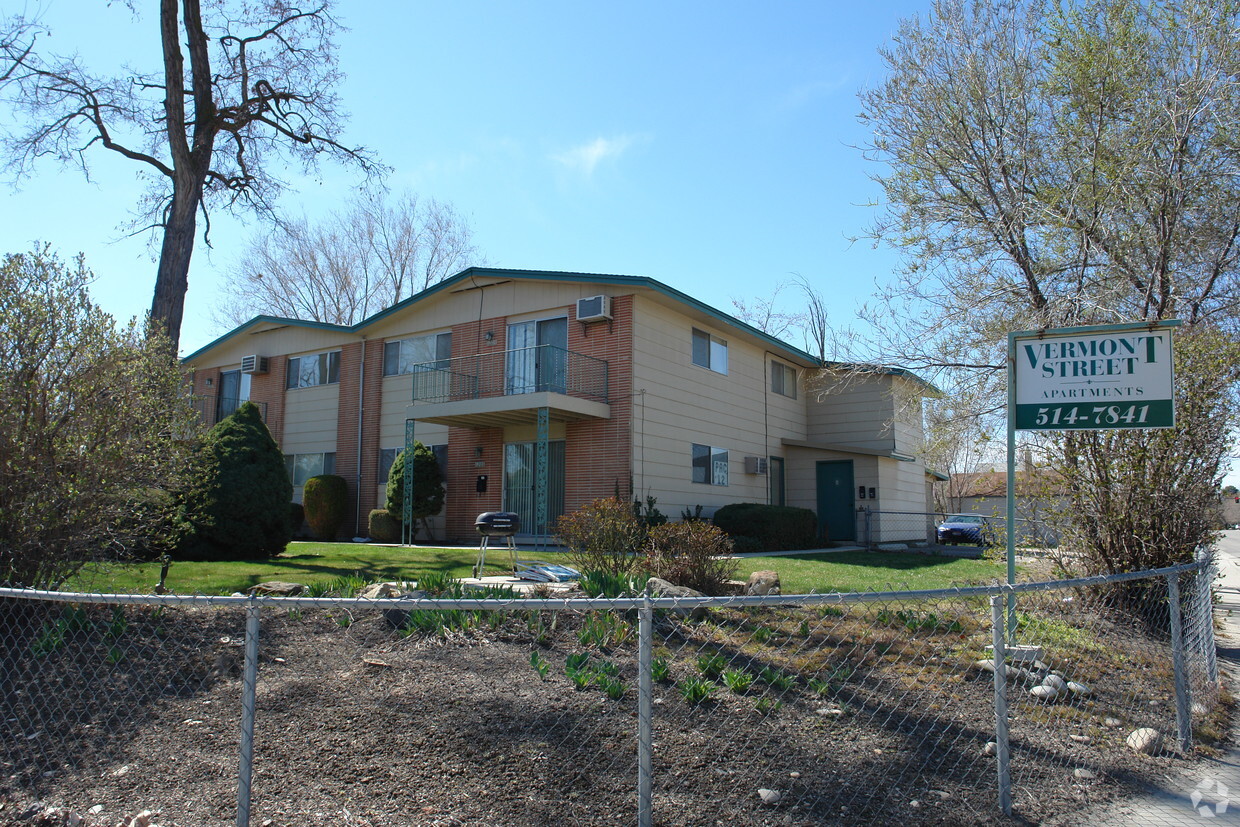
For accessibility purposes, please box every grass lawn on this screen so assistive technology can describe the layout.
[72,542,1009,596]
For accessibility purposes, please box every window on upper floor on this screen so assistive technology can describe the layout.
[378,445,447,484]
[771,361,797,399]
[383,332,452,376]
[284,452,336,487]
[286,351,341,389]
[691,328,728,374]
[691,443,729,486]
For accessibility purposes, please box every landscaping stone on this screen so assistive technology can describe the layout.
[1126,728,1163,755]
[1104,717,1122,728]
[758,788,782,805]
[1042,674,1066,692]
[745,570,781,596]
[1066,681,1091,697]
[247,581,307,596]
[1073,768,1097,780]
[1030,685,1060,702]
[357,582,405,599]
[1069,734,1091,744]
[983,742,997,756]
[646,577,710,619]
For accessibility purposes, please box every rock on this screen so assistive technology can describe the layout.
[1067,681,1091,697]
[1069,734,1091,744]
[124,812,157,827]
[357,582,405,599]
[929,790,950,800]
[721,579,747,595]
[983,742,997,756]
[789,771,801,779]
[758,788,782,805]
[1042,674,1066,692]
[910,799,922,809]
[1073,768,1097,780]
[647,577,710,619]
[816,707,844,716]
[746,570,782,596]
[1126,727,1163,755]
[1192,701,1208,716]
[975,659,996,673]
[247,581,307,596]
[1104,717,1122,728]
[1030,685,1061,702]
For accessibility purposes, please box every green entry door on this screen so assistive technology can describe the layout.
[816,460,856,542]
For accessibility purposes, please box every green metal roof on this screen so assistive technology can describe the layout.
[182,267,934,390]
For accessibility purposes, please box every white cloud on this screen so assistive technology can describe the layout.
[552,135,638,177]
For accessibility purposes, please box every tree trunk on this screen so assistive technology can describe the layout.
[150,183,200,353]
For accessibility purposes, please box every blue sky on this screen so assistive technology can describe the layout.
[4,1,1236,485]
[2,1,922,356]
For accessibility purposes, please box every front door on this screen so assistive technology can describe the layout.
[503,440,566,535]
[816,460,856,542]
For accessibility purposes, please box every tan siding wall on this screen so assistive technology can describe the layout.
[282,384,340,453]
[806,374,895,450]
[630,296,800,519]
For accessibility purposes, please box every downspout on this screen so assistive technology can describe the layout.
[355,336,366,537]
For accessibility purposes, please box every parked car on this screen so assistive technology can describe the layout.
[936,514,996,546]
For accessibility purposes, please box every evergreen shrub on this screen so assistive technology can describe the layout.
[368,508,402,543]
[303,474,349,540]
[712,503,818,551]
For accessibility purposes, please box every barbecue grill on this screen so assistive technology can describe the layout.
[473,511,520,577]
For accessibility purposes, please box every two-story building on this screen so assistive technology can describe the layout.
[183,268,934,543]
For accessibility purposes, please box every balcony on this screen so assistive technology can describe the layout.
[192,395,268,428]
[407,345,610,429]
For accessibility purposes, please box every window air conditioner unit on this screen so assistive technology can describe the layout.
[576,295,612,322]
[744,456,769,475]
[240,355,269,375]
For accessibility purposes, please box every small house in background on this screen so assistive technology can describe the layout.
[938,468,1065,548]
[183,268,934,544]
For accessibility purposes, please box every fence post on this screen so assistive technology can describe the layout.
[990,595,1012,816]
[1166,573,1193,753]
[236,600,261,827]
[1198,549,1220,687]
[637,590,653,827]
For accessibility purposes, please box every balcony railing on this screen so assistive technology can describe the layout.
[191,395,268,428]
[409,345,609,405]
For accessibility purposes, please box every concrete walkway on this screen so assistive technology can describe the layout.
[1076,530,1240,825]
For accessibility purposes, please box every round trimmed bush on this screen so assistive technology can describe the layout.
[303,474,349,540]
[712,503,818,552]
[368,508,402,543]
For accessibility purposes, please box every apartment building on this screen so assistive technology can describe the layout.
[183,268,934,543]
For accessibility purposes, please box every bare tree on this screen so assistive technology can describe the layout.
[215,190,482,327]
[0,2,378,351]
[859,0,1240,570]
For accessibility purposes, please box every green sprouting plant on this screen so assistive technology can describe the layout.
[798,619,811,637]
[336,614,352,629]
[876,608,962,634]
[757,666,795,690]
[818,605,845,618]
[566,652,591,671]
[752,625,773,644]
[722,669,754,694]
[417,571,455,595]
[566,667,593,690]
[679,676,715,706]
[593,660,620,678]
[286,607,302,622]
[696,652,728,680]
[827,664,855,683]
[601,677,626,700]
[530,651,549,680]
[106,606,128,640]
[755,697,782,714]
[578,570,645,598]
[807,677,833,697]
[105,646,125,665]
[651,657,672,683]
[578,612,633,649]
[31,622,66,658]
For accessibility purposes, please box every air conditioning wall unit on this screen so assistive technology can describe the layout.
[240,355,269,375]
[576,295,613,322]
[744,456,769,475]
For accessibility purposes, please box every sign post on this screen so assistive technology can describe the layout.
[1005,321,1179,631]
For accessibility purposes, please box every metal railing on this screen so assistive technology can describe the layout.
[0,554,1219,826]
[409,345,609,404]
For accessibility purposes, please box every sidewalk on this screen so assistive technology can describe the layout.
[1075,531,1240,825]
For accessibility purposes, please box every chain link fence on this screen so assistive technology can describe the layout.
[0,555,1220,826]
[861,509,1063,553]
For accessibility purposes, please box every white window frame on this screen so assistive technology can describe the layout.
[286,351,341,389]
[691,443,729,486]
[691,328,728,374]
[383,332,452,377]
[771,361,797,399]
[284,452,336,487]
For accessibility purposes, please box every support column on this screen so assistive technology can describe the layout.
[535,406,549,546]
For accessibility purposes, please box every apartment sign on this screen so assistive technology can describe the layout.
[1012,323,1176,431]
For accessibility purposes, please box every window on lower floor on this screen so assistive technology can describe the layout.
[691,443,729,486]
[284,452,336,487]
[378,445,448,484]
[769,456,786,506]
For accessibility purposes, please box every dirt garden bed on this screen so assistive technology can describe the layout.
[0,589,1229,826]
